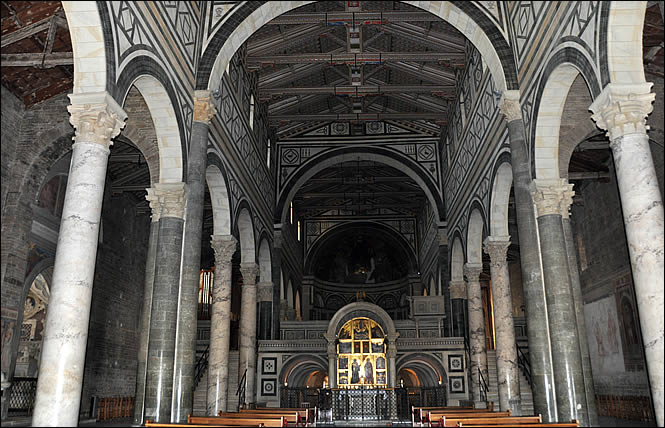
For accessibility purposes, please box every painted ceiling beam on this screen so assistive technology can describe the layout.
[260,84,455,98]
[269,112,446,122]
[265,11,446,26]
[248,51,466,67]
[1,52,73,67]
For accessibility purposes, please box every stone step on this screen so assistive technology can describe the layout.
[192,350,241,416]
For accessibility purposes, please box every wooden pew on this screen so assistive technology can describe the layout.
[238,408,311,425]
[429,415,542,427]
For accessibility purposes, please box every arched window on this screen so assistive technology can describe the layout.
[249,94,255,130]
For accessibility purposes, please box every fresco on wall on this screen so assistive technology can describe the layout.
[313,231,409,284]
[615,284,645,372]
[584,295,624,374]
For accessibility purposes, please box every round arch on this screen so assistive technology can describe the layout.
[605,1,649,85]
[304,221,418,276]
[489,161,513,237]
[396,352,447,387]
[466,208,486,265]
[61,1,107,94]
[279,354,328,387]
[531,48,601,180]
[326,302,397,339]
[235,206,256,264]
[205,158,232,236]
[277,148,444,224]
[122,74,184,184]
[450,235,465,282]
[258,237,272,283]
[198,2,514,93]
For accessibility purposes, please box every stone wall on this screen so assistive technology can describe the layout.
[571,158,650,397]
[80,190,150,417]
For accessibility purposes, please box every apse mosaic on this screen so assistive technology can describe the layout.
[337,318,387,387]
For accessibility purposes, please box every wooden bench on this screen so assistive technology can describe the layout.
[413,406,495,425]
[459,423,579,428]
[194,413,297,424]
[149,416,286,427]
[430,415,542,427]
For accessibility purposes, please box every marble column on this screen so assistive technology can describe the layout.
[464,263,487,405]
[238,263,259,408]
[387,334,399,388]
[590,83,663,427]
[207,235,237,415]
[257,281,274,340]
[484,237,522,416]
[531,179,587,425]
[133,210,160,425]
[144,183,187,423]
[500,91,557,422]
[562,204,599,426]
[324,334,337,388]
[172,91,217,422]
[32,93,126,427]
[449,280,467,337]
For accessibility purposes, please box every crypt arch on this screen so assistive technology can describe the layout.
[279,354,328,388]
[396,352,447,387]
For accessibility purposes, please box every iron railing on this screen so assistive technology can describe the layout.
[193,345,209,389]
[8,377,38,415]
[478,367,488,403]
[236,368,247,409]
[516,343,532,386]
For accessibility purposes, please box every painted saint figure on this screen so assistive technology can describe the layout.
[364,359,374,384]
[351,359,361,383]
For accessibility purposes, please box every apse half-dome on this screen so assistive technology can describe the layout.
[309,225,412,284]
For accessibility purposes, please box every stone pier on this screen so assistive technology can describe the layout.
[484,236,522,416]
[238,263,259,407]
[207,235,237,415]
[143,183,186,423]
[590,83,663,427]
[464,263,487,405]
[31,93,126,427]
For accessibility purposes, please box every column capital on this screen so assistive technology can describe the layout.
[257,281,273,302]
[147,182,186,220]
[499,90,522,122]
[530,178,574,218]
[193,90,217,123]
[589,83,655,142]
[449,280,467,300]
[240,263,259,284]
[483,236,511,268]
[210,234,237,268]
[67,92,127,148]
[463,263,483,282]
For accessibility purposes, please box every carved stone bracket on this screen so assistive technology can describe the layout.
[589,83,655,143]
[193,90,217,123]
[499,90,522,123]
[147,182,187,220]
[483,236,511,269]
[530,179,575,218]
[67,92,127,147]
[210,234,237,269]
